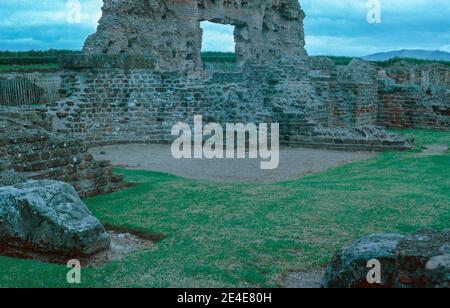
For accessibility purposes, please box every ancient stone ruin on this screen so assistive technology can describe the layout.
[1,0,449,192]
[0,0,449,283]
[48,0,421,151]
[84,0,307,72]
[0,107,126,197]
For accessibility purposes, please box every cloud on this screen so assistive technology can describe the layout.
[0,0,449,56]
[301,0,450,56]
[200,22,235,52]
[0,0,102,50]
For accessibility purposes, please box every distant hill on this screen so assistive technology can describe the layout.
[363,50,450,62]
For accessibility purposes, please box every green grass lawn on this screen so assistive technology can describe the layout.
[0,129,449,287]
[0,64,60,72]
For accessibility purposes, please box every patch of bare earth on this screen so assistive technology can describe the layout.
[90,144,375,183]
[420,144,449,156]
[0,231,155,267]
[283,270,324,288]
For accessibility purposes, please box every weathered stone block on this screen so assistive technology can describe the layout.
[0,181,110,256]
[322,233,403,288]
[322,230,450,288]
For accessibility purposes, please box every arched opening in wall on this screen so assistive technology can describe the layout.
[200,21,237,72]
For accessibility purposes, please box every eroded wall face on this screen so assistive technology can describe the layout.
[83,0,307,72]
[378,63,450,130]
[0,108,126,197]
[48,55,413,151]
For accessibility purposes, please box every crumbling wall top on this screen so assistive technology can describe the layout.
[84,0,307,72]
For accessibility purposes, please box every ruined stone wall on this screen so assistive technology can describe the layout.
[49,54,411,151]
[0,108,126,197]
[84,0,307,72]
[377,62,450,130]
[306,58,380,128]
[70,0,447,154]
[51,66,275,144]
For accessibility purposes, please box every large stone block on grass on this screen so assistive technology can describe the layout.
[322,233,403,288]
[0,180,110,256]
[322,230,450,288]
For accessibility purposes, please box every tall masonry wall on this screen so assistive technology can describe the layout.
[49,55,412,151]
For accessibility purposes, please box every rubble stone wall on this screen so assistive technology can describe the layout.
[0,108,125,197]
[50,55,411,151]
[377,63,450,130]
[50,55,450,150]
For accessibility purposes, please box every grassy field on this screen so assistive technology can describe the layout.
[0,50,80,71]
[0,64,60,72]
[316,56,450,67]
[375,57,450,68]
[1,50,449,72]
[201,52,236,63]
[0,129,449,287]
[0,51,236,72]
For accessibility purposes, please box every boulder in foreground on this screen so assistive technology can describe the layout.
[0,180,110,256]
[322,230,450,288]
[322,233,403,288]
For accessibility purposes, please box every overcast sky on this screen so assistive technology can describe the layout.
[1,0,449,56]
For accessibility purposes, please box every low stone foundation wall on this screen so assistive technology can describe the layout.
[379,91,450,129]
[281,127,411,151]
[0,133,125,197]
[0,108,126,197]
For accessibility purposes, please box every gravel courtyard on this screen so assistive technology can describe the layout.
[90,144,375,183]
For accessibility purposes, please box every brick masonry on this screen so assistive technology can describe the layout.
[49,55,414,151]
[1,56,448,196]
[377,62,450,130]
[0,108,126,197]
